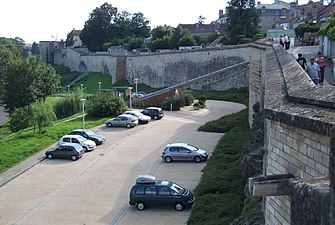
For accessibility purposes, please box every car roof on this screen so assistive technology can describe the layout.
[145,107,162,110]
[61,134,83,139]
[167,143,190,147]
[72,129,92,132]
[59,143,83,148]
[118,114,136,118]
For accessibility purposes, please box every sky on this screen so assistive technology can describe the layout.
[0,0,311,44]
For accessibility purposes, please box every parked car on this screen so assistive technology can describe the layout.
[123,111,151,124]
[68,129,106,145]
[161,143,208,163]
[105,114,139,128]
[129,175,195,211]
[45,143,85,161]
[141,107,164,120]
[59,135,96,152]
[132,92,146,98]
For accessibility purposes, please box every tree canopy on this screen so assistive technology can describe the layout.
[227,0,260,44]
[0,39,60,112]
[318,13,335,40]
[80,2,151,51]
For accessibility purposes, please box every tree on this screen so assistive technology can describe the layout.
[150,36,171,51]
[80,3,118,51]
[1,58,35,112]
[129,12,151,38]
[318,13,335,40]
[29,56,60,101]
[179,34,196,46]
[295,22,320,39]
[198,15,206,24]
[31,100,57,134]
[151,25,174,40]
[31,42,39,55]
[207,32,221,44]
[227,0,260,44]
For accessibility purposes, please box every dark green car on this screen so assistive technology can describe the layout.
[129,175,195,211]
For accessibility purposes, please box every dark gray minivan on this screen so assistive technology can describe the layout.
[129,175,195,211]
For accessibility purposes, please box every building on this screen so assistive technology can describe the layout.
[67,29,83,48]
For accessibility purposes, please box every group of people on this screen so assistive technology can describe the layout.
[279,35,291,50]
[296,51,335,86]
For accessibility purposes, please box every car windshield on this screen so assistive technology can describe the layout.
[85,130,96,136]
[187,144,199,151]
[170,183,185,195]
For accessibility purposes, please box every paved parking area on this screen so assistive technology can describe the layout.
[0,100,246,225]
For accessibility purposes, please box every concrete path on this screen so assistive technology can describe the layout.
[0,106,8,126]
[288,45,334,85]
[67,71,89,87]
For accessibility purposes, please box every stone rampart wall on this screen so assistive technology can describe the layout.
[54,45,266,91]
[255,40,335,225]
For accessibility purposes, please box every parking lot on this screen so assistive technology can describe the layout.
[0,100,245,225]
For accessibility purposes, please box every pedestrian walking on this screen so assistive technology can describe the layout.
[284,35,290,50]
[332,56,335,86]
[296,53,307,69]
[305,57,321,85]
[316,51,326,85]
[279,35,285,47]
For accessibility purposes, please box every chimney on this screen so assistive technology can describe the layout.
[219,10,223,18]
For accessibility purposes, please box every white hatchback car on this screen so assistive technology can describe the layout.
[59,135,96,152]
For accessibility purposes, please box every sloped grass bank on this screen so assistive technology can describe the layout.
[188,109,250,225]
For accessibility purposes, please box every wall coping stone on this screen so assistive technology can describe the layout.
[255,40,335,136]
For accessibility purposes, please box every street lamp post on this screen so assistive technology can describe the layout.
[80,84,83,91]
[98,81,101,90]
[67,85,70,92]
[128,87,133,111]
[81,99,86,130]
[134,78,138,95]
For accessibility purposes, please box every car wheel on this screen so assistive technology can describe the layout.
[47,154,53,159]
[107,122,113,127]
[194,156,201,163]
[126,123,131,128]
[136,202,145,211]
[83,146,88,152]
[175,202,184,211]
[71,155,77,161]
[153,115,158,120]
[164,156,172,163]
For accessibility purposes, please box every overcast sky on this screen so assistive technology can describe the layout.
[0,0,311,44]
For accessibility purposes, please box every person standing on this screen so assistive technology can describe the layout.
[279,35,285,47]
[296,53,307,69]
[305,57,321,85]
[332,56,335,86]
[316,51,326,85]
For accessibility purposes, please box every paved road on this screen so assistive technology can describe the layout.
[0,106,8,126]
[0,100,246,225]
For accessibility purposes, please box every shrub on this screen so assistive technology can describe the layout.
[87,92,127,117]
[53,90,82,119]
[161,96,184,111]
[9,106,32,132]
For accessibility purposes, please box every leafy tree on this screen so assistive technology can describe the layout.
[193,35,206,45]
[129,12,151,38]
[53,89,83,119]
[150,36,171,51]
[179,34,197,46]
[295,22,320,39]
[1,57,35,112]
[80,3,118,51]
[87,92,127,117]
[126,37,144,51]
[169,27,182,49]
[151,25,174,40]
[227,0,260,44]
[31,42,39,55]
[198,15,206,24]
[318,13,335,40]
[31,100,57,134]
[29,56,60,101]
